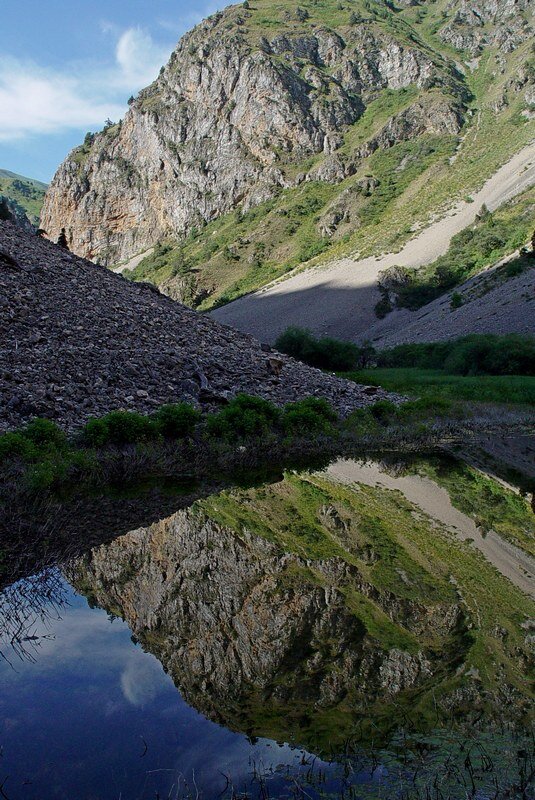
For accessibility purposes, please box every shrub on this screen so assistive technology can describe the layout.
[153,403,200,439]
[450,292,463,310]
[26,459,67,492]
[206,394,281,440]
[0,432,38,463]
[82,418,110,448]
[283,397,338,436]
[369,400,398,424]
[82,411,157,447]
[22,418,67,449]
[376,335,535,376]
[275,327,364,371]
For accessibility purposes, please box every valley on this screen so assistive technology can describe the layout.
[0,1,534,798]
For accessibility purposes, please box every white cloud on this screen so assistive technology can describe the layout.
[115,27,171,89]
[0,27,174,142]
[0,59,124,141]
[120,653,167,707]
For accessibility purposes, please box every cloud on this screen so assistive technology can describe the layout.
[0,59,125,142]
[120,654,167,707]
[115,27,172,89]
[0,27,173,142]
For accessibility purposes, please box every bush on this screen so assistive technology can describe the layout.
[283,397,338,436]
[206,394,281,440]
[22,418,67,449]
[0,432,38,464]
[376,335,535,376]
[450,292,463,310]
[275,327,367,371]
[82,411,157,447]
[369,400,398,424]
[152,403,200,439]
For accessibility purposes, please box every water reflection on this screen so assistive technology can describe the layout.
[1,579,337,800]
[0,456,534,799]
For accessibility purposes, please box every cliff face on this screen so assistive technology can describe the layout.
[439,0,533,55]
[41,1,465,265]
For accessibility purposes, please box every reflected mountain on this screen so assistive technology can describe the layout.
[68,467,535,752]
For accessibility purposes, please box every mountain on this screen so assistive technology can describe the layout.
[0,221,390,433]
[0,169,48,229]
[41,0,535,311]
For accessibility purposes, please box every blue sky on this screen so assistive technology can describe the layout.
[0,0,225,182]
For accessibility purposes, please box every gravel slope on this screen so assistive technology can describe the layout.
[0,223,393,433]
[212,144,535,344]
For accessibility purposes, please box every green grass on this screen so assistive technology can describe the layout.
[0,168,47,226]
[344,368,535,405]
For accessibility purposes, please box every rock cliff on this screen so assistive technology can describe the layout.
[41,0,467,266]
[69,470,535,745]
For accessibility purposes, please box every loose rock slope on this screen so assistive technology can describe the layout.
[0,222,389,433]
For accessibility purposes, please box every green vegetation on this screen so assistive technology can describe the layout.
[277,329,535,396]
[0,391,478,495]
[0,396,345,493]
[376,191,535,314]
[275,326,373,371]
[0,168,47,226]
[345,369,535,405]
[406,456,535,557]
[375,334,535,376]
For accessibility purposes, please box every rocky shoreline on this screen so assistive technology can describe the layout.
[0,222,392,433]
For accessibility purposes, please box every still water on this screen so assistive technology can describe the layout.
[1,457,534,799]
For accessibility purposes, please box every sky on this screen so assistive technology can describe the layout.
[0,0,226,183]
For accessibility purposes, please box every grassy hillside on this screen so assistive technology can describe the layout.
[0,169,47,227]
[376,188,535,314]
[125,0,535,309]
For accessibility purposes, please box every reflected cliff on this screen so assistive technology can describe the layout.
[67,464,535,752]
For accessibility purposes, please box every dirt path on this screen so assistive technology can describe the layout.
[325,459,535,599]
[212,143,535,344]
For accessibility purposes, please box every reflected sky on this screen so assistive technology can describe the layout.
[0,576,336,800]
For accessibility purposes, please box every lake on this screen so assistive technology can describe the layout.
[1,456,534,799]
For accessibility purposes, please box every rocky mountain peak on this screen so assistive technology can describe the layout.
[40,0,468,267]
